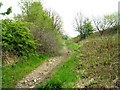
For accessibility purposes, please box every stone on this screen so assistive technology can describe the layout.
[34,79,37,82]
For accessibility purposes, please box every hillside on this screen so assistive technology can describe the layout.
[1,1,119,88]
[72,29,118,88]
[38,28,119,88]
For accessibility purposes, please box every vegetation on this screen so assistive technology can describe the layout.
[1,0,119,89]
[2,0,64,88]
[73,13,94,40]
[37,54,79,88]
[2,19,36,61]
[2,53,49,88]
[75,34,118,88]
[37,27,118,88]
[15,0,63,55]
[2,0,64,63]
[37,41,85,88]
[93,13,118,35]
[0,2,12,15]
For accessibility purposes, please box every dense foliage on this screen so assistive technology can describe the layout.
[1,0,64,64]
[2,19,36,56]
[14,0,63,55]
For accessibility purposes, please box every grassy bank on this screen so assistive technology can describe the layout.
[2,53,49,88]
[37,29,118,88]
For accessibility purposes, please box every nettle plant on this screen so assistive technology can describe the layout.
[2,19,37,56]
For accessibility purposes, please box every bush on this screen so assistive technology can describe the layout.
[2,19,36,56]
[74,13,94,39]
[15,1,64,56]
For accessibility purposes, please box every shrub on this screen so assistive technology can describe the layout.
[73,13,94,40]
[2,19,36,56]
[15,1,64,56]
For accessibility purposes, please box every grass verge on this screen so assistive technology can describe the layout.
[2,53,49,88]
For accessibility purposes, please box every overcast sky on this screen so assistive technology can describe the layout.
[0,0,119,37]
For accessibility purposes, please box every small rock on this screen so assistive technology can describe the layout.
[28,82,33,86]
[34,79,37,82]
[30,86,34,88]
[24,80,27,83]
[49,62,52,64]
[38,78,41,80]
[20,80,24,84]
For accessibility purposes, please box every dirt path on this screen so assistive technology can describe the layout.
[16,46,70,88]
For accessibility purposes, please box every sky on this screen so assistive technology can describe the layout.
[0,0,119,37]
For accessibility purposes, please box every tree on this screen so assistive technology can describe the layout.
[83,19,94,36]
[0,2,12,15]
[46,9,63,33]
[93,13,117,35]
[15,0,63,55]
[73,13,94,39]
[93,17,105,35]
[62,34,69,40]
[104,13,118,27]
[16,0,43,23]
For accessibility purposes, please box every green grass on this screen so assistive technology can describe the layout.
[37,42,84,88]
[37,53,80,88]
[2,53,49,88]
[37,28,119,88]
[3,28,118,88]
[65,39,84,51]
